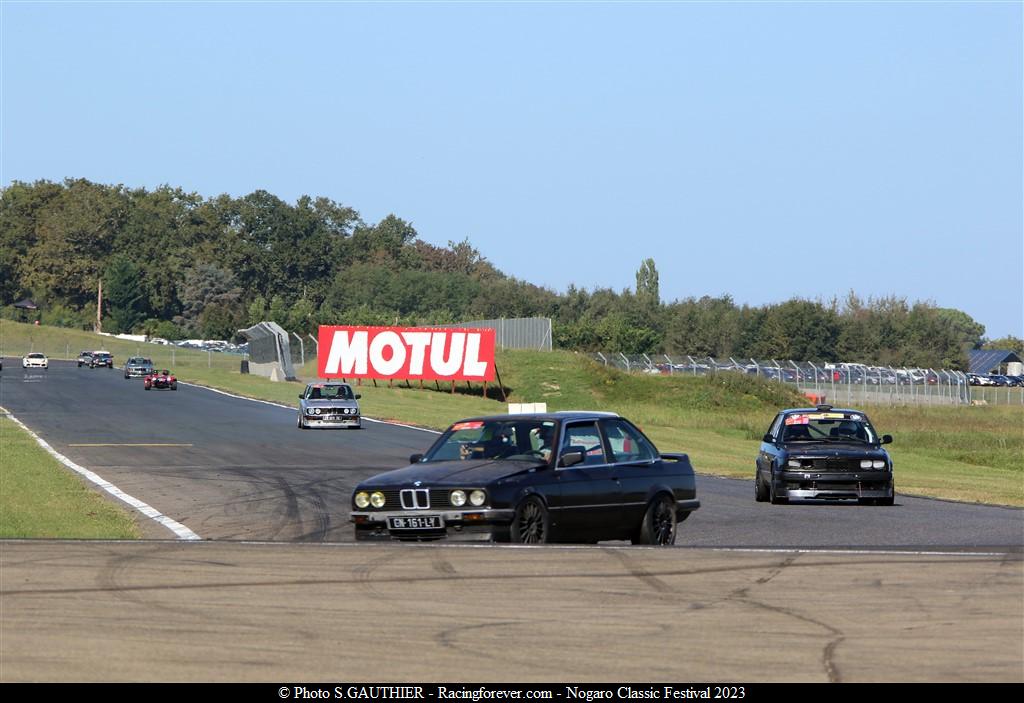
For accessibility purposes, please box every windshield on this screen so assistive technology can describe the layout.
[305,384,354,401]
[782,412,878,443]
[423,419,557,462]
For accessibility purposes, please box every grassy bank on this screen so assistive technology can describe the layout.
[0,415,140,538]
[3,319,1022,507]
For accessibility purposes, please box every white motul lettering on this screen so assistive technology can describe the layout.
[462,333,488,377]
[430,332,464,376]
[325,330,368,375]
[369,331,406,376]
[401,332,432,375]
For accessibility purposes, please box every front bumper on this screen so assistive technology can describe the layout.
[125,369,151,377]
[351,508,515,541]
[776,471,893,500]
[303,415,361,428]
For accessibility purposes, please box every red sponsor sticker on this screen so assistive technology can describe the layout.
[451,421,484,431]
[785,415,810,425]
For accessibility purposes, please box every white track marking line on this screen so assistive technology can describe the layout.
[0,408,201,541]
[178,381,442,434]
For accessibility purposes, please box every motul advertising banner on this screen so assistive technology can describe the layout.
[317,326,496,381]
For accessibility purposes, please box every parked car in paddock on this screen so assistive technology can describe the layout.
[22,352,48,369]
[755,404,894,506]
[89,351,114,368]
[77,350,94,367]
[123,356,154,379]
[351,411,700,545]
[297,382,362,429]
[144,369,177,391]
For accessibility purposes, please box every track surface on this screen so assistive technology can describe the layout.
[2,541,1021,682]
[1,361,1020,548]
[1,361,1022,683]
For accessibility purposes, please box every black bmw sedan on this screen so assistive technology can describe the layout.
[351,411,700,545]
[755,404,894,506]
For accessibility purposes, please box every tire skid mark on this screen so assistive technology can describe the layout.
[432,555,457,576]
[726,554,846,684]
[603,547,673,593]
[435,620,523,649]
[3,554,1009,598]
[95,543,321,644]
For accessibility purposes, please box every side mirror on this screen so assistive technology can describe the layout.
[881,435,893,445]
[409,453,424,464]
[298,394,305,399]
[355,394,362,400]
[762,433,775,444]
[559,449,585,468]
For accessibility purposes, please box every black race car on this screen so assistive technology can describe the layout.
[351,411,700,544]
[755,404,894,506]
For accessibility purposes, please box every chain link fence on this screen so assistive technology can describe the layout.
[589,353,1021,407]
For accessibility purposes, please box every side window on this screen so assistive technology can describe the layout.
[768,414,784,441]
[601,419,656,463]
[562,422,607,466]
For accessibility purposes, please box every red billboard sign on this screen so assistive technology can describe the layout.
[317,326,496,381]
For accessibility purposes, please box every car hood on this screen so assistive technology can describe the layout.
[358,459,544,488]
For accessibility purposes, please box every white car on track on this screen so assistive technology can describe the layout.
[22,352,49,369]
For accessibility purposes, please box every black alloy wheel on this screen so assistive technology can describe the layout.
[510,496,550,544]
[635,494,677,546]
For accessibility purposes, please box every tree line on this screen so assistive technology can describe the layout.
[2,178,1012,370]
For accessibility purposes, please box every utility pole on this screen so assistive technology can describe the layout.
[95,278,103,333]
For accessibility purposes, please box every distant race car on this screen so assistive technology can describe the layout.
[144,369,178,391]
[297,382,362,429]
[22,352,49,369]
[123,356,154,379]
[77,350,94,367]
[90,351,114,368]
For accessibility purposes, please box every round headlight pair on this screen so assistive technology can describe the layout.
[313,407,322,415]
[860,459,886,469]
[450,489,486,507]
[354,491,386,508]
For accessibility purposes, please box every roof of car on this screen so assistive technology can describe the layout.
[781,406,866,415]
[456,411,621,423]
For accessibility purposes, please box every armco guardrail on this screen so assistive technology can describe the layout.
[590,354,1022,407]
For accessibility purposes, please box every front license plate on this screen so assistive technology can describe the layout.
[388,516,443,530]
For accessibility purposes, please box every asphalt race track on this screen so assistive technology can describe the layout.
[2,361,1020,548]
[1,361,1022,682]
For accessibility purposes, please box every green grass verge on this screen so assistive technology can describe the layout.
[0,415,140,538]
[3,319,1022,508]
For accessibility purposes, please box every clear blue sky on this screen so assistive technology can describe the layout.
[2,1,1021,338]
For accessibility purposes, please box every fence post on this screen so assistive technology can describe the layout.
[292,333,305,367]
[619,353,630,373]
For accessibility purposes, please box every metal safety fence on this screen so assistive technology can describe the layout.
[589,354,1022,407]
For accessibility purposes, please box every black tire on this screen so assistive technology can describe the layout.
[297,414,307,430]
[633,494,677,546]
[510,496,550,544]
[754,468,769,502]
[769,471,788,505]
[144,385,151,391]
[170,383,177,391]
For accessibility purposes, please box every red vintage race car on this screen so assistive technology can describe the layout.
[144,369,178,391]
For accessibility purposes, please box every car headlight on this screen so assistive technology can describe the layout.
[314,407,322,415]
[872,459,886,469]
[354,492,370,508]
[860,460,873,469]
[450,490,467,507]
[469,490,486,506]
[787,459,801,468]
[370,491,385,508]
